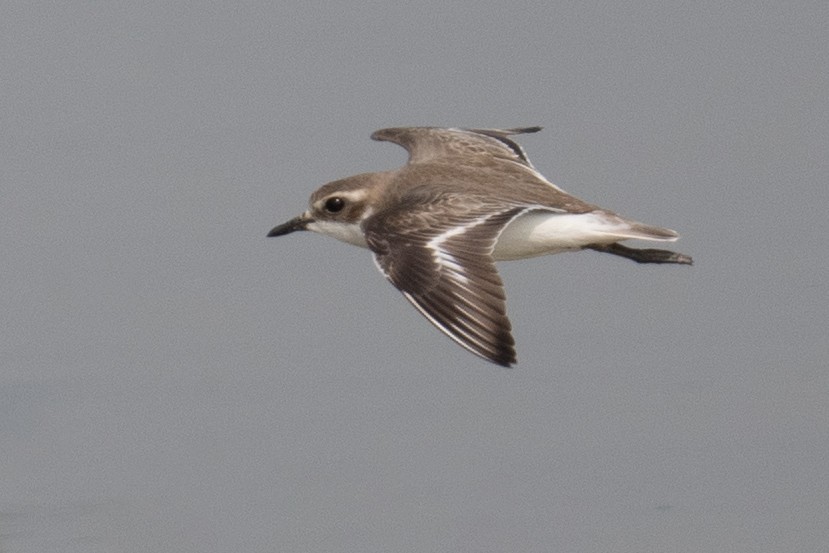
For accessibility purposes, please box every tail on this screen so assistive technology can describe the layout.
[587,215,692,264]
[623,220,680,242]
[594,213,680,243]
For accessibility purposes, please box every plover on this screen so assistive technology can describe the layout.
[268,127,691,367]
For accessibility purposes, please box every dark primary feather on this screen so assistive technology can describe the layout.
[365,199,524,367]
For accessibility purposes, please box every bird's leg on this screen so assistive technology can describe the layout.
[588,243,693,265]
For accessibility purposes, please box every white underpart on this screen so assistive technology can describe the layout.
[307,219,369,248]
[493,210,676,261]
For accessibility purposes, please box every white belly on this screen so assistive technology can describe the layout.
[493,211,633,261]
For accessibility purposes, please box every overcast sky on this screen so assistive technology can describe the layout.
[2,2,828,552]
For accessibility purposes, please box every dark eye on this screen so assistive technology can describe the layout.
[324,197,345,213]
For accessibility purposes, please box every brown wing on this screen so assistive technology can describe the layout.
[370,126,542,168]
[365,200,528,367]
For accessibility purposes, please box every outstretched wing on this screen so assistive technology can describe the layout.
[370,126,542,168]
[364,198,527,367]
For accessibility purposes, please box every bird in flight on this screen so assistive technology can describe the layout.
[268,127,691,367]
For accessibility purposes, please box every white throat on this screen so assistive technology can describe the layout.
[307,220,369,248]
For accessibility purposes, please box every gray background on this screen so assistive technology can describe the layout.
[2,2,827,552]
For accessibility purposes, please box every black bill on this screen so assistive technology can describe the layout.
[267,215,310,237]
